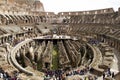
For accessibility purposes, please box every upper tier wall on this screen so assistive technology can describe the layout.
[58,8,114,16]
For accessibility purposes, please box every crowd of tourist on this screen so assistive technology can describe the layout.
[42,66,117,80]
[43,66,98,80]
[102,68,115,80]
[0,68,21,80]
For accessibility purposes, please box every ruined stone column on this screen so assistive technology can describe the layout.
[29,46,34,61]
[118,8,120,16]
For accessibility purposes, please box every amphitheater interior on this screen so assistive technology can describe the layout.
[0,0,120,80]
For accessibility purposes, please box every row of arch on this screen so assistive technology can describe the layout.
[61,12,120,24]
[0,14,55,25]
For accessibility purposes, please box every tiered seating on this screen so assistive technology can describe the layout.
[0,29,7,35]
[0,26,23,34]
[0,6,120,80]
[98,43,114,69]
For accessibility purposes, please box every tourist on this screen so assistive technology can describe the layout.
[52,75,56,80]
[107,68,111,76]
[0,68,4,79]
[84,76,89,80]
[112,72,114,78]
[94,75,98,80]
[0,72,3,78]
[103,72,105,79]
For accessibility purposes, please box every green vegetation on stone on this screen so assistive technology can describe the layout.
[37,59,43,71]
[51,45,59,70]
